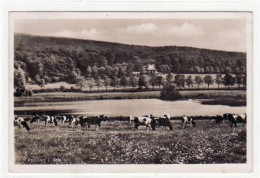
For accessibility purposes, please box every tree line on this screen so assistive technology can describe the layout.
[14,64,246,96]
[14,34,246,88]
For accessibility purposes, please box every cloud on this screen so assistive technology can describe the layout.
[167,23,205,37]
[52,28,105,40]
[122,23,158,34]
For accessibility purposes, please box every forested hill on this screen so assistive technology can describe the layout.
[14,33,246,83]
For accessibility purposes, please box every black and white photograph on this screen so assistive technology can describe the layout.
[9,11,253,173]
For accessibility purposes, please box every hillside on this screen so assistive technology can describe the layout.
[14,33,246,84]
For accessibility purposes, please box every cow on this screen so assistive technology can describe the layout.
[71,115,108,129]
[44,115,58,126]
[71,116,88,128]
[71,116,80,127]
[85,115,108,129]
[155,114,173,130]
[55,115,68,124]
[215,114,224,124]
[181,116,196,128]
[14,117,30,133]
[134,114,156,131]
[66,115,75,125]
[30,115,41,124]
[224,113,247,127]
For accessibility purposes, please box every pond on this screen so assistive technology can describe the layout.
[14,99,246,117]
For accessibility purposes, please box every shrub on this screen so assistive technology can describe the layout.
[14,87,33,97]
[160,82,183,101]
[60,86,65,92]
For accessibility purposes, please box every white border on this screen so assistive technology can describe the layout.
[1,1,259,177]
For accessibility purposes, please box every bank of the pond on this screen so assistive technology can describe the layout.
[14,90,246,107]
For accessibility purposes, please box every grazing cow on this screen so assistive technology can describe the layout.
[71,115,108,129]
[224,113,246,127]
[237,114,247,126]
[55,115,68,124]
[30,115,41,123]
[155,114,173,130]
[215,114,224,124]
[71,116,80,127]
[181,116,196,128]
[134,114,156,131]
[85,115,108,129]
[66,115,75,125]
[14,117,30,132]
[44,115,58,126]
[71,116,88,128]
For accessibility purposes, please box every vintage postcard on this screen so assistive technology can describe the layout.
[9,11,252,173]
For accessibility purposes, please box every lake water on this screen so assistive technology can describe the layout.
[15,99,246,117]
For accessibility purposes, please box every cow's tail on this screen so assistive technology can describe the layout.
[21,121,30,132]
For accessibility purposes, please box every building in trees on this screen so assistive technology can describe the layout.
[142,64,156,75]
[132,71,140,77]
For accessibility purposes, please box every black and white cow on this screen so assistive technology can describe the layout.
[71,115,108,129]
[14,117,30,132]
[66,115,75,125]
[224,113,247,127]
[155,114,173,130]
[44,115,58,126]
[30,115,41,124]
[86,115,108,129]
[181,116,196,128]
[134,114,156,131]
[55,115,69,124]
[215,114,224,124]
[71,116,88,128]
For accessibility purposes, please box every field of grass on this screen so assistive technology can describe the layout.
[15,120,246,164]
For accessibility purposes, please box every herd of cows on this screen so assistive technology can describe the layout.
[14,113,247,133]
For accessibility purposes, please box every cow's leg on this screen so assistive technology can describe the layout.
[96,124,100,131]
[243,119,246,127]
[168,124,173,130]
[151,124,156,131]
[134,123,139,131]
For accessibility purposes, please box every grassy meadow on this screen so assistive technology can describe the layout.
[15,120,246,164]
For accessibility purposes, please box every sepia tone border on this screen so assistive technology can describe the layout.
[6,9,254,175]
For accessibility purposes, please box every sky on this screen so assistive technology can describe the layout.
[14,18,247,52]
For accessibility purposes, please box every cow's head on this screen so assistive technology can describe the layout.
[101,115,108,121]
